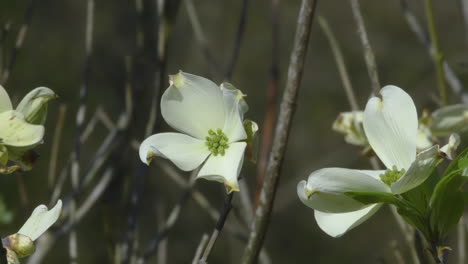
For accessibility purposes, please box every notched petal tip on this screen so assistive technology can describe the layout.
[168,70,185,88]
[225,181,240,193]
[145,151,158,165]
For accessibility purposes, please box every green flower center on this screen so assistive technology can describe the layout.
[205,129,229,156]
[379,165,406,186]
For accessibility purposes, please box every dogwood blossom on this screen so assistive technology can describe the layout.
[0,86,56,172]
[2,200,62,264]
[297,86,444,237]
[139,71,255,193]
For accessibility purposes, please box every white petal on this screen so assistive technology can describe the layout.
[430,104,468,136]
[440,133,460,160]
[15,87,56,125]
[297,168,390,213]
[161,71,225,139]
[364,85,418,170]
[0,110,44,147]
[18,200,62,241]
[314,203,382,237]
[391,145,441,194]
[197,142,246,192]
[0,85,12,113]
[220,83,247,142]
[139,132,210,171]
[358,170,387,181]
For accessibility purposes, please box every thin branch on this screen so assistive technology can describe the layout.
[198,193,234,264]
[224,0,250,80]
[1,0,36,85]
[318,16,359,111]
[192,234,209,264]
[184,0,221,76]
[69,0,94,262]
[400,0,468,104]
[48,104,67,188]
[424,0,448,105]
[255,0,280,206]
[349,0,380,95]
[138,171,197,263]
[457,216,466,264]
[241,0,318,262]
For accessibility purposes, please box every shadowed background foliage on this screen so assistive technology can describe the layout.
[0,0,466,263]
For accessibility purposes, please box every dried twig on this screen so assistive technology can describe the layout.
[399,0,468,103]
[241,0,318,262]
[48,104,67,188]
[255,0,280,206]
[192,234,209,264]
[423,0,448,105]
[1,0,36,85]
[349,0,380,95]
[224,0,250,80]
[69,0,94,262]
[318,16,359,111]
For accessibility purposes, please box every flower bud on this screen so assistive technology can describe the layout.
[332,111,368,146]
[2,233,35,258]
[430,104,468,136]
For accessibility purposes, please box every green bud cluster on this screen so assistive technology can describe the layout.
[380,165,406,186]
[205,129,229,156]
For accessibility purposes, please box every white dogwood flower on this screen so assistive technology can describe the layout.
[2,200,62,263]
[139,71,252,193]
[0,86,57,172]
[297,86,443,237]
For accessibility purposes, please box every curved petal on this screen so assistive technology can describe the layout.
[220,83,247,142]
[0,110,44,147]
[139,132,210,171]
[197,142,246,193]
[297,168,390,213]
[18,200,62,241]
[391,145,441,194]
[430,104,468,136]
[161,71,225,139]
[0,85,12,113]
[363,85,417,170]
[16,87,57,125]
[314,203,382,237]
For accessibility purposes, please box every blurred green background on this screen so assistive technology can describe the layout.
[0,0,467,263]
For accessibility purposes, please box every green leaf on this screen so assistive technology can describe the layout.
[0,144,8,166]
[401,170,439,216]
[429,169,467,238]
[346,191,409,208]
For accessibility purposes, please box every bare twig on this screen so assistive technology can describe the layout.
[48,104,67,188]
[255,0,280,206]
[184,0,221,76]
[198,193,234,263]
[423,0,448,105]
[225,0,250,80]
[69,0,94,262]
[318,16,359,111]
[458,216,466,264]
[241,1,318,262]
[399,0,468,103]
[138,171,197,263]
[1,0,36,85]
[192,234,209,264]
[349,0,380,95]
